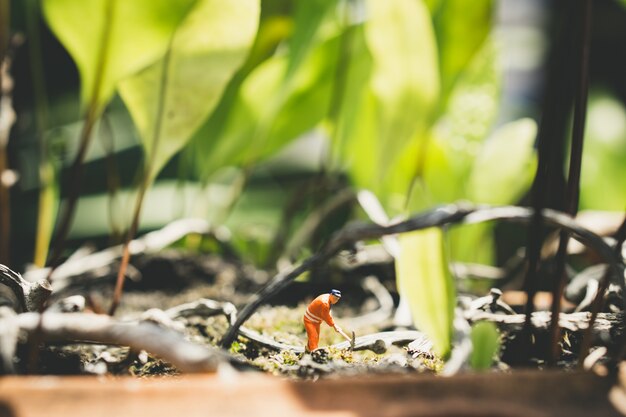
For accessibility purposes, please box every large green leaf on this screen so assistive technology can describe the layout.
[396,228,455,358]
[190,0,337,180]
[467,118,538,205]
[433,0,493,105]
[363,0,439,181]
[432,38,500,156]
[334,0,439,213]
[42,0,196,113]
[329,25,373,169]
[415,41,508,265]
[118,0,260,180]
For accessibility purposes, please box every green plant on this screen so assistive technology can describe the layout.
[35,0,538,361]
[42,0,259,312]
[469,321,500,371]
[318,0,536,358]
[110,0,259,313]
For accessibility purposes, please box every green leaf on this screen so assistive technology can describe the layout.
[194,28,340,179]
[42,0,197,114]
[467,118,538,205]
[363,0,439,181]
[433,0,494,104]
[34,163,59,267]
[396,228,455,358]
[190,0,337,180]
[118,0,260,180]
[433,38,500,155]
[285,0,336,78]
[470,321,500,371]
[580,92,626,210]
[335,0,439,213]
[329,25,373,168]
[449,223,495,265]
[411,42,506,265]
[405,39,500,210]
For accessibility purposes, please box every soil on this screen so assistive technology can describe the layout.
[8,245,618,381]
[18,248,445,379]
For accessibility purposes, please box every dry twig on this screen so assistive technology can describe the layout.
[0,312,229,373]
[221,204,624,347]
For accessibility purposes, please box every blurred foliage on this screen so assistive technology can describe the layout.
[42,0,196,115]
[469,321,500,371]
[396,228,455,357]
[580,92,626,210]
[118,0,259,182]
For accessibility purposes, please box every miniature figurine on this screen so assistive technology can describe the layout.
[303,289,352,352]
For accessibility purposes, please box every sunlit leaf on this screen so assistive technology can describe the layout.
[329,25,374,169]
[396,228,455,358]
[34,163,59,267]
[181,14,291,183]
[42,0,196,113]
[580,92,626,210]
[190,0,337,180]
[335,0,439,214]
[467,118,537,205]
[411,42,508,265]
[434,39,500,155]
[118,0,260,180]
[363,0,439,179]
[204,41,334,169]
[470,321,500,371]
[433,0,493,104]
[424,0,443,13]
[285,0,336,78]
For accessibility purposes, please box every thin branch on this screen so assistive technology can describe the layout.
[549,0,593,365]
[282,188,355,261]
[0,264,51,313]
[467,310,621,336]
[164,297,426,354]
[220,204,624,347]
[2,312,226,373]
[341,275,395,329]
[109,35,174,316]
[47,0,117,272]
[521,0,578,360]
[24,218,212,292]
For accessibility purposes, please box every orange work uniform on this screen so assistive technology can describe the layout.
[303,294,335,352]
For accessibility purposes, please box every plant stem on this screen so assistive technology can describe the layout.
[109,39,173,315]
[520,0,577,362]
[100,112,124,244]
[548,0,592,365]
[46,0,116,273]
[0,0,10,265]
[26,0,54,267]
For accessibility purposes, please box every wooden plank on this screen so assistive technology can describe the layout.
[0,370,622,417]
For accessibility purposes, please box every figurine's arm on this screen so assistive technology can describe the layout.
[333,324,352,342]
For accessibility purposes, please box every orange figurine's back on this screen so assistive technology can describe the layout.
[303,289,351,352]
